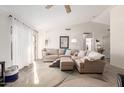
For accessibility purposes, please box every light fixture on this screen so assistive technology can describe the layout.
[71,38,77,43]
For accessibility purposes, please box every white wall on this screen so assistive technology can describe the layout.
[0,10,11,67]
[110,6,124,69]
[41,22,110,58]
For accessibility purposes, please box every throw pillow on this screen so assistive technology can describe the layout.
[65,49,72,56]
[78,50,86,58]
[87,51,105,61]
[64,48,68,54]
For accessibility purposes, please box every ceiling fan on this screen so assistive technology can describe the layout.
[45,5,71,14]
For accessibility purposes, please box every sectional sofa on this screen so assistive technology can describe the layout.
[42,48,66,62]
[42,48,106,74]
[73,58,105,73]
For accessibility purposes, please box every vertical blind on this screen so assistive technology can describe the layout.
[11,17,34,69]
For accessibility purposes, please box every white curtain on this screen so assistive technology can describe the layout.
[12,18,34,69]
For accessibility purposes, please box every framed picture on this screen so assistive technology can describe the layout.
[60,36,69,49]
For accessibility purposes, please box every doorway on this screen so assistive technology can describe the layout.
[83,32,94,51]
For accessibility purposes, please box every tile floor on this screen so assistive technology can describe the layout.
[5,59,124,87]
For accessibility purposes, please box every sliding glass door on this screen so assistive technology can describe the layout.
[11,17,36,69]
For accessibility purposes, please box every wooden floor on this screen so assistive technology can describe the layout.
[5,59,124,87]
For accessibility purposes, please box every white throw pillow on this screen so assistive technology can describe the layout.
[87,51,104,61]
[65,49,71,56]
[78,50,86,58]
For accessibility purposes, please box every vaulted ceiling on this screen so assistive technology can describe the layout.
[0,5,110,31]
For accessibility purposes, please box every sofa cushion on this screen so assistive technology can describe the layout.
[44,55,58,59]
[46,49,58,55]
[59,55,71,57]
[87,51,105,61]
[59,49,65,55]
[43,55,59,62]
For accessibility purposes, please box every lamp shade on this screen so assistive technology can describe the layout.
[71,38,77,43]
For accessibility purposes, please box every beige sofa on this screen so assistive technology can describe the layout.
[73,57,105,74]
[42,48,106,74]
[42,48,65,62]
[42,48,78,62]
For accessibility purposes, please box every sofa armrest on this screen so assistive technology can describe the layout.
[83,59,106,73]
[84,59,106,66]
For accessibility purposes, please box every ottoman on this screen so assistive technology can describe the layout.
[60,56,74,71]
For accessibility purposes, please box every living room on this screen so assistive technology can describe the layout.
[0,4,124,88]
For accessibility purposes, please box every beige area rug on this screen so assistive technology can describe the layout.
[5,60,123,87]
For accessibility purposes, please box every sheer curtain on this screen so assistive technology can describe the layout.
[12,18,34,69]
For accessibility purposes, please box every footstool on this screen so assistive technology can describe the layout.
[60,56,74,71]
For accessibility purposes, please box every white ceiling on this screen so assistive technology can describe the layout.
[92,7,110,25]
[0,5,110,31]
